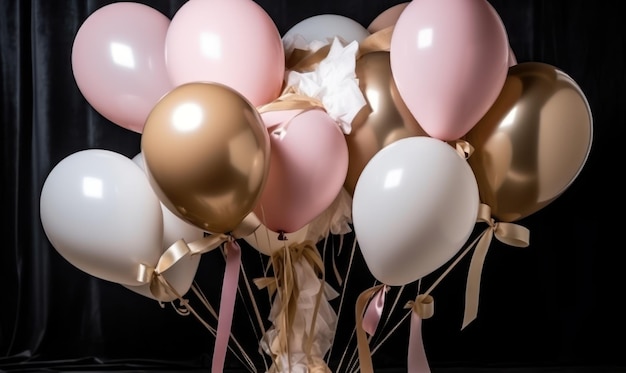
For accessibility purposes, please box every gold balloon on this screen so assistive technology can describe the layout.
[141,82,271,234]
[344,51,428,195]
[464,62,593,222]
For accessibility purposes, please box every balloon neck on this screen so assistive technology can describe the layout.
[277,231,287,241]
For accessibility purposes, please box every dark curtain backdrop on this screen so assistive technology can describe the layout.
[1,0,623,372]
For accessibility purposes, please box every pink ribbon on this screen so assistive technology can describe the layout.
[362,285,388,335]
[405,294,434,373]
[212,240,242,373]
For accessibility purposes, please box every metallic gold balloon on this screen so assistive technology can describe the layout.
[344,51,428,195]
[464,62,593,222]
[141,82,271,234]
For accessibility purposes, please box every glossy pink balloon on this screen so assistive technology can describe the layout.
[254,109,349,234]
[71,2,173,133]
[165,0,285,107]
[390,0,510,141]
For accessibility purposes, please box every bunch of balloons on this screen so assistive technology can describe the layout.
[39,0,593,372]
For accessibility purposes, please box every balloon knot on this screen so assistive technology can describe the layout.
[277,231,287,241]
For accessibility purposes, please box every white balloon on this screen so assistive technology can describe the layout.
[283,14,370,45]
[352,137,479,286]
[126,152,205,301]
[40,149,164,286]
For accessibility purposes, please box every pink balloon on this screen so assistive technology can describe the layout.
[71,3,173,134]
[254,109,349,234]
[390,0,510,141]
[367,2,409,33]
[165,0,285,107]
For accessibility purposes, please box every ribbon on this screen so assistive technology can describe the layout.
[404,294,434,373]
[356,26,393,58]
[454,139,475,160]
[257,86,326,115]
[355,284,387,373]
[136,233,230,302]
[462,203,530,329]
[255,240,328,372]
[135,212,260,302]
[362,284,389,336]
[212,240,242,373]
[135,213,259,373]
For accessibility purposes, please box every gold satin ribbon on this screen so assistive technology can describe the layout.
[136,234,229,302]
[454,139,475,160]
[254,240,326,372]
[136,212,261,302]
[355,284,387,373]
[462,203,530,329]
[404,294,435,320]
[257,86,326,115]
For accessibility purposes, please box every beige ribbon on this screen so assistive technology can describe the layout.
[454,139,475,160]
[136,212,261,302]
[356,26,393,58]
[254,240,327,372]
[462,203,530,329]
[404,294,435,320]
[354,284,387,373]
[257,86,326,115]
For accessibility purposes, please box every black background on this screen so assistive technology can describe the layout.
[0,0,623,372]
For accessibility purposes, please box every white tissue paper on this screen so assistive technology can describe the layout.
[285,37,367,135]
[261,258,339,373]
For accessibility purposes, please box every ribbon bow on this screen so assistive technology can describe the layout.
[136,233,230,302]
[355,284,388,373]
[403,294,434,373]
[462,203,530,329]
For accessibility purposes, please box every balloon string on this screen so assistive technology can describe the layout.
[350,281,420,373]
[462,204,529,329]
[152,275,255,372]
[239,256,271,371]
[423,231,486,297]
[325,238,358,366]
[370,284,405,349]
[190,281,218,320]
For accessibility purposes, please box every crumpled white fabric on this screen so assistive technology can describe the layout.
[261,258,339,373]
[305,187,353,244]
[285,37,367,135]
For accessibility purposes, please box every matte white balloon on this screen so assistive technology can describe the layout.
[283,14,370,45]
[40,149,164,286]
[125,153,205,301]
[352,137,479,286]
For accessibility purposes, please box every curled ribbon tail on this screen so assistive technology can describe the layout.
[462,204,530,330]
[355,284,387,373]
